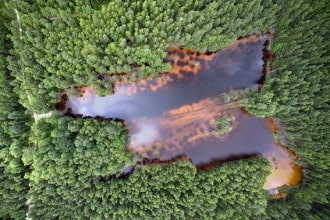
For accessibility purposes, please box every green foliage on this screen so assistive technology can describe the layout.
[6,0,277,112]
[25,113,137,218]
[215,115,232,135]
[0,4,30,218]
[242,0,330,218]
[28,113,136,180]
[0,0,328,218]
[27,153,269,219]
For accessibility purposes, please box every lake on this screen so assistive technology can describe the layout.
[58,34,302,196]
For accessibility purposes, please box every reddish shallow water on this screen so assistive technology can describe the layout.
[263,119,303,191]
[58,34,302,192]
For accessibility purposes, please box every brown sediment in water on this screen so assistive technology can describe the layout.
[265,117,279,133]
[128,98,240,153]
[263,118,302,196]
[112,33,269,97]
[263,143,303,190]
[56,32,302,197]
[55,92,68,111]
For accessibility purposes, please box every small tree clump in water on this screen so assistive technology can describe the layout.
[215,115,232,135]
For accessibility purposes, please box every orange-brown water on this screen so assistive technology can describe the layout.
[58,34,302,195]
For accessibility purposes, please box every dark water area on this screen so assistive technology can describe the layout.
[182,111,273,166]
[58,34,302,191]
[124,107,274,168]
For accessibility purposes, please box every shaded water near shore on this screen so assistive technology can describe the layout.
[58,34,302,194]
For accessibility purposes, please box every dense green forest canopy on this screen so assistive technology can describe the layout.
[0,0,329,219]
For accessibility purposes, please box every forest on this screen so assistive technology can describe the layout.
[0,0,329,219]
